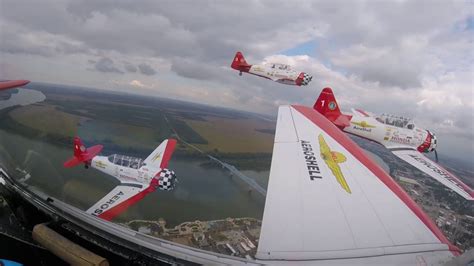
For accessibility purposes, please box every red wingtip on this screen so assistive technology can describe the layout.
[0,80,30,91]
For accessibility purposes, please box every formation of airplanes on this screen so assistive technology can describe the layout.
[2,50,472,264]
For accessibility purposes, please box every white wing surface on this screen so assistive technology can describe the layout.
[256,105,458,264]
[388,147,474,201]
[86,182,150,221]
[143,139,177,169]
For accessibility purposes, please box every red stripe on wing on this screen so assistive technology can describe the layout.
[160,139,177,169]
[98,185,157,221]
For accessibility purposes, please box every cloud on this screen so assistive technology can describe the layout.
[170,58,218,81]
[123,62,137,73]
[129,79,146,88]
[0,19,89,57]
[137,63,157,76]
[92,57,124,74]
[329,42,425,88]
[0,0,472,160]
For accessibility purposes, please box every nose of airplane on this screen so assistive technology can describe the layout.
[156,168,178,191]
[301,73,312,85]
[428,131,437,152]
[296,72,313,86]
[417,130,437,153]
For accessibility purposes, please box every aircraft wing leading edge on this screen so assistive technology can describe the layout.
[388,148,474,201]
[256,105,457,264]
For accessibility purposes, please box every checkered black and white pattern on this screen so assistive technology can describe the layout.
[158,168,177,191]
[301,73,312,85]
[428,133,437,152]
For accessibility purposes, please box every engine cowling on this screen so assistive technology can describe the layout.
[156,168,177,191]
[417,130,437,153]
[295,72,312,86]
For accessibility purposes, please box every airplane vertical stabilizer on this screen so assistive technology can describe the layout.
[314,87,351,128]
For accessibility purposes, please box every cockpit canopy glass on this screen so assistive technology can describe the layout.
[376,114,415,129]
[107,154,144,169]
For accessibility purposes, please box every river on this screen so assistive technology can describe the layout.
[0,128,266,226]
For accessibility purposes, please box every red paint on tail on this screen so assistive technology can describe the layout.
[231,51,251,72]
[64,137,103,168]
[314,87,352,128]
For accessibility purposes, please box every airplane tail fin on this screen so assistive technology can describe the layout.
[231,51,251,72]
[64,137,103,168]
[314,87,351,128]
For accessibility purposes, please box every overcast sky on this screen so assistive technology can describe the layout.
[0,0,473,161]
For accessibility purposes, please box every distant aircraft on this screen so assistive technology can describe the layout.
[313,87,473,201]
[64,137,178,220]
[0,80,30,91]
[231,51,312,86]
[257,103,460,264]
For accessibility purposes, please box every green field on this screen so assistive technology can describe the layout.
[2,85,276,170]
[185,116,274,153]
[9,104,82,137]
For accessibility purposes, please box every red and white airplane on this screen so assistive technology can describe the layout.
[0,80,30,91]
[231,52,312,86]
[256,103,460,264]
[312,87,473,201]
[64,137,178,221]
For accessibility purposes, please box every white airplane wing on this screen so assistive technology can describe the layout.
[351,108,373,117]
[143,139,177,170]
[387,147,474,201]
[256,105,458,264]
[86,181,151,221]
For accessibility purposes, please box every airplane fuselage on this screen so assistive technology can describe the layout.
[343,115,435,152]
[247,64,310,86]
[231,52,312,86]
[91,156,160,185]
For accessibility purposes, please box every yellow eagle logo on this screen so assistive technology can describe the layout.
[152,152,162,162]
[351,121,376,128]
[318,134,351,194]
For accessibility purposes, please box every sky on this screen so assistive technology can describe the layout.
[0,0,473,161]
